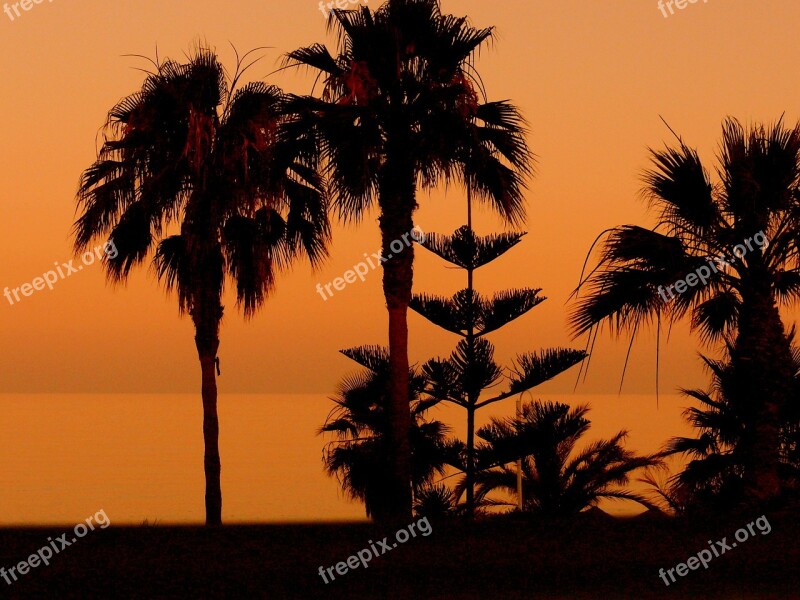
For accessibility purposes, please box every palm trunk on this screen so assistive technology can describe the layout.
[385,297,413,521]
[734,273,792,507]
[193,296,223,526]
[378,163,415,523]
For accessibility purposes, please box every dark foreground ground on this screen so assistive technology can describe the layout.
[0,510,798,599]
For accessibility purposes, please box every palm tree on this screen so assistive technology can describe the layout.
[658,339,800,513]
[570,118,800,506]
[413,483,461,520]
[658,350,749,514]
[321,346,451,520]
[287,0,532,520]
[74,48,330,525]
[473,401,660,516]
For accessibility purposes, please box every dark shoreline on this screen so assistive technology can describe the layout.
[0,512,797,599]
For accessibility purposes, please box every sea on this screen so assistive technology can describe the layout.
[0,393,694,526]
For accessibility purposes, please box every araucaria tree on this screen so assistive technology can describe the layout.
[570,118,800,507]
[413,195,587,517]
[74,48,329,524]
[287,0,532,520]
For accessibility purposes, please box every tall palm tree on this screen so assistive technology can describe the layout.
[473,401,660,516]
[321,346,451,520]
[74,48,330,524]
[287,0,532,520]
[570,118,800,506]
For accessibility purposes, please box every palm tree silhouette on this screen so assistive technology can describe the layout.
[321,346,450,520]
[74,48,330,525]
[570,118,800,506]
[657,338,800,513]
[286,0,532,520]
[473,401,660,516]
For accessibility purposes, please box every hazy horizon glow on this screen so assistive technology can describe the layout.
[1,0,799,523]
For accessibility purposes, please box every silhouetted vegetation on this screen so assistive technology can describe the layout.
[411,193,585,517]
[571,118,800,509]
[320,346,450,520]
[473,401,660,516]
[287,0,533,521]
[74,48,329,525]
[651,338,800,515]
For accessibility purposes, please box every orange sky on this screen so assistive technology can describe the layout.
[2,0,800,397]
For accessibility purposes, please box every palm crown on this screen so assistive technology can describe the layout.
[571,118,800,343]
[473,401,660,516]
[75,48,329,314]
[286,0,531,221]
[321,346,450,520]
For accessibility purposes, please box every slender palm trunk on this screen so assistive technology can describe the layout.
[378,160,415,523]
[193,294,223,526]
[734,273,792,506]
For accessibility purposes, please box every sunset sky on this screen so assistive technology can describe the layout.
[2,0,800,399]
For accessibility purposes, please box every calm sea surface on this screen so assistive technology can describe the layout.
[0,393,693,526]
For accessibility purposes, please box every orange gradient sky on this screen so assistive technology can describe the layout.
[2,0,800,397]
